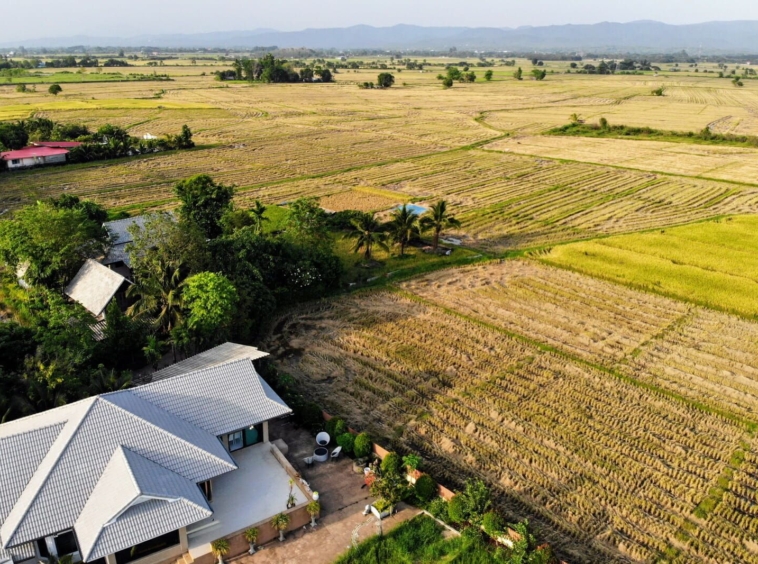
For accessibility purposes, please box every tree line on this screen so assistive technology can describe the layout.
[0,118,195,168]
[216,53,333,83]
[0,178,345,422]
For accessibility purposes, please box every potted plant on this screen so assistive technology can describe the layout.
[210,539,230,564]
[244,527,259,555]
[371,498,393,519]
[286,478,297,508]
[306,500,320,528]
[271,512,291,542]
[402,453,422,482]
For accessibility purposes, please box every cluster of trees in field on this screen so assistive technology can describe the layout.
[0,118,195,167]
[0,177,345,422]
[552,117,758,148]
[342,200,460,260]
[216,53,334,83]
[0,56,131,70]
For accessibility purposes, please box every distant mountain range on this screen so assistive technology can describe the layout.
[5,21,758,53]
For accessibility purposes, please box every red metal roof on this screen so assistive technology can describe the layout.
[31,141,83,149]
[0,146,70,160]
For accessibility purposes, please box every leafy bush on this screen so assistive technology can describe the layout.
[482,511,504,537]
[354,432,372,458]
[461,478,492,526]
[326,417,344,439]
[337,432,355,453]
[403,453,422,471]
[447,495,466,524]
[427,498,449,521]
[381,452,402,476]
[334,418,347,437]
[414,474,437,503]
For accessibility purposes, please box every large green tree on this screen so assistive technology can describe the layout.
[0,201,108,288]
[182,272,238,344]
[420,200,461,251]
[286,197,329,246]
[174,174,235,239]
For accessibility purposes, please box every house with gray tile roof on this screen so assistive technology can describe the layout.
[0,345,292,564]
[102,216,151,270]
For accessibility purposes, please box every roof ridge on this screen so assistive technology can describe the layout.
[115,446,141,493]
[0,397,93,440]
[0,397,98,548]
[100,394,236,475]
[148,356,256,384]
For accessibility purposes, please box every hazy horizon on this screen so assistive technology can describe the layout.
[5,0,758,43]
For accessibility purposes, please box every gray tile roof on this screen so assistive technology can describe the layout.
[0,396,234,550]
[0,344,288,562]
[102,214,172,268]
[104,216,149,248]
[133,358,291,436]
[76,447,211,561]
[65,259,129,318]
[151,343,269,381]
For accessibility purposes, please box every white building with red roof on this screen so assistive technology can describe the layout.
[0,146,72,170]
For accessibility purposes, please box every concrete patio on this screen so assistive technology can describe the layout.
[187,442,309,559]
[230,419,419,564]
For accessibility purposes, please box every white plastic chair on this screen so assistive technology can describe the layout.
[316,432,330,446]
[330,446,342,461]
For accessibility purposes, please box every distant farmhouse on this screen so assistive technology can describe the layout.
[0,142,82,170]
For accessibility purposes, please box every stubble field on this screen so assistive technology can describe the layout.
[267,261,758,563]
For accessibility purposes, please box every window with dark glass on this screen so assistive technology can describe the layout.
[199,480,213,502]
[36,539,49,558]
[114,530,180,564]
[54,531,79,556]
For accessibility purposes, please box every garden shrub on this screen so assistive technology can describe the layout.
[414,474,437,503]
[336,432,355,453]
[333,418,347,437]
[326,417,344,438]
[482,511,504,537]
[354,432,372,458]
[427,498,449,522]
[447,495,466,524]
[381,452,402,476]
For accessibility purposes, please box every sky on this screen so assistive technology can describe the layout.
[4,0,758,42]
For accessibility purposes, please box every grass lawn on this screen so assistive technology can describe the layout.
[541,215,758,318]
[334,515,511,563]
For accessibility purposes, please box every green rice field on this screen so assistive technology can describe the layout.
[542,215,758,317]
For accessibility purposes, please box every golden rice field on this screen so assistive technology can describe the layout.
[267,260,758,563]
[3,69,758,251]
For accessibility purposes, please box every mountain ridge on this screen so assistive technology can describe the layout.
[4,21,758,53]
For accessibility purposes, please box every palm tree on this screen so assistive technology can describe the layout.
[250,200,269,235]
[210,539,230,564]
[127,258,186,336]
[244,528,259,554]
[420,200,461,252]
[88,365,132,395]
[389,205,421,257]
[344,213,389,262]
[306,501,320,528]
[271,512,290,542]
